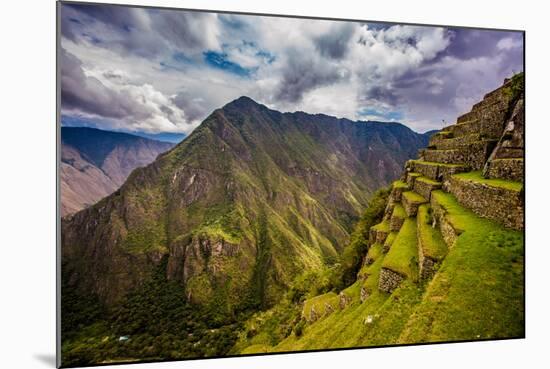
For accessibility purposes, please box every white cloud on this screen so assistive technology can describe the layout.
[60,3,523,135]
[497,37,523,50]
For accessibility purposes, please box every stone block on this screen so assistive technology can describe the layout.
[448,175,524,230]
[378,268,404,293]
[413,177,442,201]
[486,158,524,182]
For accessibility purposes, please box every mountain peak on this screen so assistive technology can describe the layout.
[223,96,265,110]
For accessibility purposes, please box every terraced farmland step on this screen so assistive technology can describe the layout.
[422,148,465,165]
[390,203,407,232]
[401,191,428,217]
[430,190,464,248]
[359,243,387,302]
[422,140,496,170]
[369,219,391,244]
[472,95,503,112]
[450,119,505,139]
[385,180,410,220]
[413,176,442,201]
[400,188,524,343]
[406,172,422,187]
[486,158,524,181]
[428,131,454,147]
[417,204,448,280]
[408,160,468,181]
[383,232,397,253]
[447,171,523,230]
[432,133,482,150]
[302,292,339,322]
[363,242,383,267]
[379,217,418,293]
[448,120,480,137]
[457,111,479,124]
[389,180,409,202]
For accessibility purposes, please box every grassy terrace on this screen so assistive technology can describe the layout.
[362,250,386,292]
[392,203,407,219]
[273,248,412,352]
[433,130,453,137]
[358,242,385,285]
[402,191,427,204]
[366,242,383,262]
[491,158,524,163]
[259,190,523,353]
[302,292,339,319]
[408,172,422,179]
[371,219,390,233]
[383,232,397,249]
[452,171,523,192]
[399,190,523,342]
[453,119,478,127]
[417,204,447,261]
[411,159,468,169]
[416,176,441,186]
[382,218,418,280]
[393,180,409,189]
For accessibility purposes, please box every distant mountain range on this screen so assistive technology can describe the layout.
[61,127,174,216]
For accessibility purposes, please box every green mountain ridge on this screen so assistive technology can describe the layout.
[62,96,430,311]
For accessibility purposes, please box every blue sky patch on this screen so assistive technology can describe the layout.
[358,108,404,121]
[203,50,256,77]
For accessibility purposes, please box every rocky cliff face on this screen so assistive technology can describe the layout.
[61,127,174,216]
[62,97,431,312]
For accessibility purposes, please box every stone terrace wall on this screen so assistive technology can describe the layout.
[448,176,524,230]
[378,268,404,293]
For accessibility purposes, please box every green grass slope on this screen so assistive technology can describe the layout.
[237,190,523,353]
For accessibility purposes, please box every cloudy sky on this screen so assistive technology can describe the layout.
[60,3,523,138]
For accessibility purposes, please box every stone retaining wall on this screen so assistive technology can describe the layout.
[413,178,441,201]
[463,141,497,170]
[402,194,426,217]
[339,292,352,309]
[486,158,524,181]
[369,227,389,244]
[406,173,421,187]
[435,133,486,150]
[457,111,479,124]
[390,213,405,232]
[430,196,462,248]
[360,286,370,302]
[428,131,454,147]
[383,199,396,221]
[448,176,524,230]
[438,165,469,181]
[412,161,438,180]
[419,254,436,281]
[423,149,465,165]
[378,267,404,293]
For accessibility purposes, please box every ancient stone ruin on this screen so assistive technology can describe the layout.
[300,74,524,320]
[373,73,524,293]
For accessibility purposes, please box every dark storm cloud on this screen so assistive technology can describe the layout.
[314,23,355,59]
[363,85,401,106]
[275,50,348,103]
[60,48,151,120]
[440,28,523,60]
[172,91,209,122]
[354,27,523,130]
[61,3,218,58]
